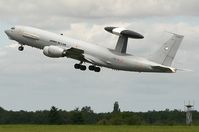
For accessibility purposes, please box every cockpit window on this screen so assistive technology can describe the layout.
[11,27,15,30]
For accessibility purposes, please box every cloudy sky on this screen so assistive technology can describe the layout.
[0,0,199,112]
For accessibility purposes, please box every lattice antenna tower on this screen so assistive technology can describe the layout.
[184,101,194,125]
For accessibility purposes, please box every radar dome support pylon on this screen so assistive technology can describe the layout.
[104,26,144,54]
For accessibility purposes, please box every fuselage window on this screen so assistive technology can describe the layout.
[11,27,15,30]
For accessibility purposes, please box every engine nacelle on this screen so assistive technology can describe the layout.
[43,46,65,58]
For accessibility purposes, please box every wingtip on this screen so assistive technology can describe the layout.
[165,31,184,38]
[176,68,193,72]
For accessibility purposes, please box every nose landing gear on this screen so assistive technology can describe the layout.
[18,45,24,51]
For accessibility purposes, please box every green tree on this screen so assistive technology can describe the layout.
[81,106,93,113]
[71,108,84,124]
[48,106,63,124]
[81,106,97,124]
[113,101,120,113]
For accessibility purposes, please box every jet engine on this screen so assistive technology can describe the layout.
[43,46,65,58]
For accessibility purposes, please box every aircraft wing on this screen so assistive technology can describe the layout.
[64,47,105,65]
[64,47,85,61]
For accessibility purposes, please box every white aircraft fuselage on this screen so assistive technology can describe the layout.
[5,26,184,73]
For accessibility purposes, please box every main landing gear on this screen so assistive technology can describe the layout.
[18,45,24,51]
[74,63,86,71]
[88,65,101,72]
[74,63,101,72]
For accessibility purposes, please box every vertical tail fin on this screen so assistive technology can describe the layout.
[149,33,184,66]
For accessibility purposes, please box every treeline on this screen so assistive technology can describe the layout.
[0,102,199,125]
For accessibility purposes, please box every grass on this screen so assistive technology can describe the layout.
[0,125,198,132]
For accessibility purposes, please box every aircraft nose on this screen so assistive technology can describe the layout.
[4,30,13,39]
[4,30,10,36]
[5,30,8,34]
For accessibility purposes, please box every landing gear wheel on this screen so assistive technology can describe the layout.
[74,64,86,71]
[18,46,24,51]
[88,65,95,71]
[80,65,86,71]
[74,64,80,69]
[88,65,101,72]
[94,67,101,72]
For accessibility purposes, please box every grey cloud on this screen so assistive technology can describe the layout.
[1,0,199,19]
